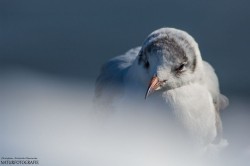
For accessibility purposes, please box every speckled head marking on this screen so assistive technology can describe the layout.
[139,28,201,73]
[144,36,188,65]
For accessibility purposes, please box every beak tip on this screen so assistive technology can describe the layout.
[145,88,151,100]
[145,75,159,99]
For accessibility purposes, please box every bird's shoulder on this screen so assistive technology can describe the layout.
[95,47,141,100]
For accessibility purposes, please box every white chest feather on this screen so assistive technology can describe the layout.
[163,83,217,145]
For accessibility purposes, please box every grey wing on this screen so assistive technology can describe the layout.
[203,61,229,143]
[94,47,141,106]
[203,61,229,111]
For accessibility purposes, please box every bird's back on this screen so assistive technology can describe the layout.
[94,47,141,108]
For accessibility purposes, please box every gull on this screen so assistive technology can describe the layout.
[94,27,229,148]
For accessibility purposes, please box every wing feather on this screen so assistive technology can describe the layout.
[203,61,229,111]
[95,47,141,104]
[203,61,229,143]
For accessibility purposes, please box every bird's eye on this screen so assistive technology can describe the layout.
[144,61,150,69]
[176,63,186,72]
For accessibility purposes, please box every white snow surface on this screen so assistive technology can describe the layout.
[0,69,249,166]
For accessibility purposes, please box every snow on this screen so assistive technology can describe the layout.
[0,70,249,166]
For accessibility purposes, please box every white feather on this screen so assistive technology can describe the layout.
[94,28,228,150]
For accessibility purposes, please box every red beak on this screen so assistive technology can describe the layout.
[145,76,161,99]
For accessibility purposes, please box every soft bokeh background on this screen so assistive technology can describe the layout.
[0,0,250,166]
[1,0,250,96]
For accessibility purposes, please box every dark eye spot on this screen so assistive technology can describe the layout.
[175,63,186,73]
[144,61,150,69]
[178,64,184,70]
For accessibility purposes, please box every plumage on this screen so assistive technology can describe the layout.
[94,28,228,148]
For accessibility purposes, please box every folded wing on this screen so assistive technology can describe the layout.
[94,47,141,107]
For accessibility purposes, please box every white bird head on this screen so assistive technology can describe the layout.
[137,28,204,98]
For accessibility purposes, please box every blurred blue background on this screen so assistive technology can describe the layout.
[1,1,250,165]
[0,0,250,97]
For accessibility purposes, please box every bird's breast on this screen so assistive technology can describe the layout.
[162,83,217,145]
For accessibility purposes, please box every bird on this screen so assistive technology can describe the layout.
[94,27,229,149]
